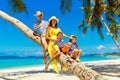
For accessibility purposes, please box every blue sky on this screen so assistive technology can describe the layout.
[0,0,119,55]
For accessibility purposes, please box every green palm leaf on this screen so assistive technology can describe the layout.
[59,0,72,14]
[9,0,28,14]
[81,0,91,17]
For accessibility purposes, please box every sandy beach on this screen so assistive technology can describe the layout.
[0,59,120,80]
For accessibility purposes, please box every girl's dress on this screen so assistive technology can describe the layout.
[48,27,61,73]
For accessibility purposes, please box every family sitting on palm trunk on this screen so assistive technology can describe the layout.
[33,10,82,73]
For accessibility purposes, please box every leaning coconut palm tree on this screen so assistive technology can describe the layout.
[0,10,110,80]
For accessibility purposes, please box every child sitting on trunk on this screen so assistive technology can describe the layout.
[68,35,82,62]
[52,32,71,55]
[45,32,70,71]
[53,32,82,62]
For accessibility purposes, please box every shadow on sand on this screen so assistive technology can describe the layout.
[85,63,120,77]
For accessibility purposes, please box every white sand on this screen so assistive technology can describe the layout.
[0,59,120,80]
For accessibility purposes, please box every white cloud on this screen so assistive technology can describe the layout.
[97,45,105,50]
[111,47,117,50]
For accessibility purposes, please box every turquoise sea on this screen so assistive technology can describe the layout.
[0,52,120,69]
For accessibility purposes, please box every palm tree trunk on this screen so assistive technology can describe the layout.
[100,16,120,50]
[0,10,42,46]
[59,53,109,80]
[0,10,109,80]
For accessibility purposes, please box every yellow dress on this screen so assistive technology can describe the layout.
[48,27,61,73]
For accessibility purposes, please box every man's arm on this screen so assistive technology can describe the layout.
[33,22,39,36]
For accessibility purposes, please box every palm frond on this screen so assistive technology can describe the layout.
[117,24,120,30]
[82,0,91,17]
[104,0,120,40]
[97,28,104,40]
[59,0,72,15]
[93,0,105,4]
[82,27,88,36]
[93,0,104,18]
[106,13,116,23]
[91,17,102,28]
[78,20,85,32]
[78,15,92,35]
[109,23,119,40]
[9,0,28,14]
[91,17,103,39]
[105,0,120,16]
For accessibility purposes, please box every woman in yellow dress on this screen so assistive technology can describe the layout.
[45,16,69,73]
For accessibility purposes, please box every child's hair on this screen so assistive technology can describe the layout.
[69,36,78,48]
[69,36,77,42]
[57,32,63,36]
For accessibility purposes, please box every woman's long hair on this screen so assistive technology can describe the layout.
[49,20,58,28]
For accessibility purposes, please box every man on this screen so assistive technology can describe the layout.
[33,11,49,64]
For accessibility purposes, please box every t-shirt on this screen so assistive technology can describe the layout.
[34,20,49,34]
[54,40,64,48]
[54,40,71,54]
[68,43,77,55]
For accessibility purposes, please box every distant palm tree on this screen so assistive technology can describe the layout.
[60,0,120,50]
[80,0,120,49]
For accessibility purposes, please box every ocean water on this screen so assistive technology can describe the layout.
[0,58,43,69]
[0,53,120,69]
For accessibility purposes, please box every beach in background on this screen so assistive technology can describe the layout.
[0,59,120,80]
[0,0,120,80]
[0,51,120,80]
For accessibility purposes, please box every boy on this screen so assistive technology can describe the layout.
[68,35,82,62]
[52,32,71,55]
[45,32,70,71]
